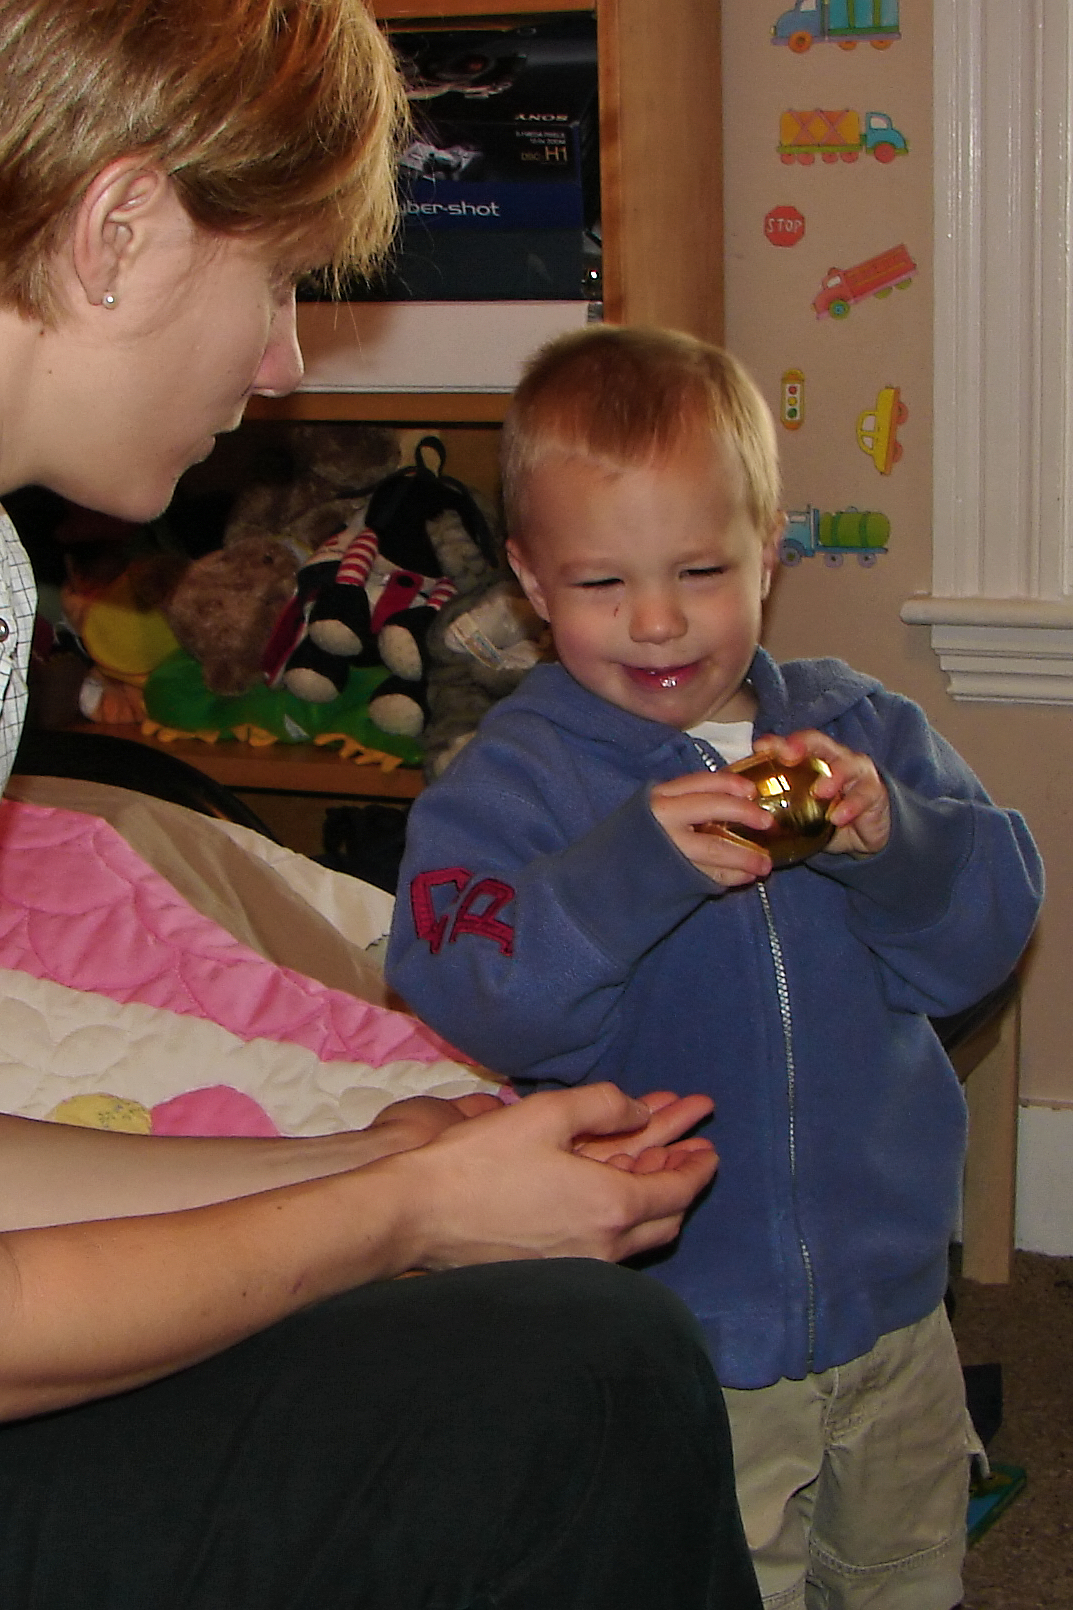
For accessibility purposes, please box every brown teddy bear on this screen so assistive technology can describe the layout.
[162,536,300,696]
[153,423,405,699]
[225,422,402,556]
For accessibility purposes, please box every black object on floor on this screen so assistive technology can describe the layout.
[964,1360,1004,1449]
[318,803,411,894]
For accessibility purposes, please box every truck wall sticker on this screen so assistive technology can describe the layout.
[772,0,900,54]
[780,506,890,567]
[812,244,917,319]
[857,386,907,474]
[765,205,806,246]
[778,109,907,165]
[781,369,806,430]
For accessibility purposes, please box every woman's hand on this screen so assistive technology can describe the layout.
[396,1082,719,1272]
[0,1084,717,1420]
[573,1089,715,1172]
[363,1093,506,1155]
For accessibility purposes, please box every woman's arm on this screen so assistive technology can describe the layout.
[0,1096,500,1231]
[0,1084,717,1422]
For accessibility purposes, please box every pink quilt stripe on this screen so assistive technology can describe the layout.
[0,800,460,1068]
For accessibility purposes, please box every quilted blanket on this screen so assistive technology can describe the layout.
[0,782,498,1137]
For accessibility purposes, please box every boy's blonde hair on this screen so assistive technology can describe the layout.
[0,0,409,323]
[501,325,781,541]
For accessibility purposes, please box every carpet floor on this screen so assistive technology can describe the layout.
[951,1251,1073,1609]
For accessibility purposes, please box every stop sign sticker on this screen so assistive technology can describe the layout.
[765,206,806,247]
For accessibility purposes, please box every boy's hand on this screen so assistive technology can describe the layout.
[650,770,775,887]
[753,731,891,857]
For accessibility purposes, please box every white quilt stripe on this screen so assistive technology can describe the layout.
[0,968,497,1136]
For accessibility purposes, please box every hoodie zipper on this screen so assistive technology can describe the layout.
[692,739,818,1372]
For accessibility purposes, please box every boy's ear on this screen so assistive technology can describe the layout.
[760,514,785,600]
[505,537,551,622]
[70,158,172,308]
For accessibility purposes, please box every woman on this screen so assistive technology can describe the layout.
[0,2,760,1606]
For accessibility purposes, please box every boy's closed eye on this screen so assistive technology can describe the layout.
[574,566,729,589]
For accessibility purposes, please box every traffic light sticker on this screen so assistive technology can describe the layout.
[781,370,806,430]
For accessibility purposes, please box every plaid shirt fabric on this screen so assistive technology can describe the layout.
[0,505,37,792]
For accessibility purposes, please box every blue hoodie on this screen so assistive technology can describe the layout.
[387,651,1043,1387]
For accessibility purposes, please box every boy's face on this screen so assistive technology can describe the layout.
[507,434,779,730]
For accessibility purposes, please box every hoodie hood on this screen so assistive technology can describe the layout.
[492,648,886,760]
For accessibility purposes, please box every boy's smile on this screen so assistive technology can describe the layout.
[507,434,779,730]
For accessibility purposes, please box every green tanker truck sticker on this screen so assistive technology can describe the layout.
[781,506,890,568]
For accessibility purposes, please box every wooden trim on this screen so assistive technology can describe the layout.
[959,996,1021,1284]
[373,2,592,17]
[602,0,723,340]
[596,0,623,324]
[245,392,510,425]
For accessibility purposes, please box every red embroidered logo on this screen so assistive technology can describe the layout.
[411,869,515,956]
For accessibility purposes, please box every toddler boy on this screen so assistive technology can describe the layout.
[386,326,1043,1609]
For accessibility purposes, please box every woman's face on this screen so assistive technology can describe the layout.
[25,189,307,521]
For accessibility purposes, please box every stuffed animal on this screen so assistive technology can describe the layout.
[422,570,551,778]
[40,504,185,726]
[162,536,300,696]
[140,434,502,758]
[64,565,183,722]
[52,427,401,720]
[269,436,501,738]
[150,423,404,701]
[224,422,402,556]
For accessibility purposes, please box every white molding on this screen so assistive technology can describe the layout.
[900,596,1073,703]
[913,1,1073,702]
[902,598,1073,629]
[1016,1103,1073,1256]
[294,301,592,393]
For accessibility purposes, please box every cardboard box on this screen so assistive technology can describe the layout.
[304,19,600,303]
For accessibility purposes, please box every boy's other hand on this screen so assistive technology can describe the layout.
[754,731,891,857]
[650,770,776,887]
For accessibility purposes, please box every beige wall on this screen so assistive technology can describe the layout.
[723,2,1070,1108]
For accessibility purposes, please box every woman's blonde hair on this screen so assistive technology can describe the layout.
[501,325,782,540]
[0,0,409,321]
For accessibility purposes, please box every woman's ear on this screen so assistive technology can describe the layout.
[505,537,550,622]
[70,159,172,308]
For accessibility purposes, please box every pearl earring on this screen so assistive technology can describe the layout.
[102,292,117,308]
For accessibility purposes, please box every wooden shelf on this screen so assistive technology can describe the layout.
[373,2,592,17]
[65,725,424,800]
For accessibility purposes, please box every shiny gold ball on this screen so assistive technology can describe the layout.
[699,752,836,868]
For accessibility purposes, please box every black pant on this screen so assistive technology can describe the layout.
[0,1260,760,1609]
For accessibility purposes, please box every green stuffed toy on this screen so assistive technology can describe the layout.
[143,649,424,768]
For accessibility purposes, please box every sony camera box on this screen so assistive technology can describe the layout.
[308,18,600,302]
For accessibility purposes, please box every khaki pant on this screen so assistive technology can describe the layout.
[722,1305,981,1609]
